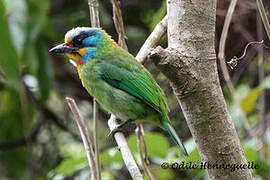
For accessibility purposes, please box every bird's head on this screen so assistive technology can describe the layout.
[49,27,112,65]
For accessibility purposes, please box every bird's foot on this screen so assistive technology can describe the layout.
[107,126,126,138]
[107,119,133,138]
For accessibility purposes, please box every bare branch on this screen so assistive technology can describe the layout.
[110,2,144,178]
[218,0,237,92]
[88,0,100,28]
[136,15,168,63]
[108,115,143,180]
[93,100,101,179]
[110,2,165,179]
[88,1,101,179]
[23,79,81,141]
[0,116,44,150]
[111,0,128,50]
[227,40,264,69]
[256,0,270,40]
[148,0,253,178]
[66,97,98,180]
[217,0,258,141]
[136,123,154,180]
[257,11,266,160]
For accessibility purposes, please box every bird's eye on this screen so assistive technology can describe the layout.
[73,38,83,47]
[73,33,88,47]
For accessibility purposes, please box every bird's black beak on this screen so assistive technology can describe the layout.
[49,43,78,54]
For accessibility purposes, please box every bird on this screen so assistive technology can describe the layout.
[49,27,188,156]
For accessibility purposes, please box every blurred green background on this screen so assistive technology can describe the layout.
[0,0,269,179]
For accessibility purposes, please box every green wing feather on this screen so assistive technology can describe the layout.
[97,57,168,116]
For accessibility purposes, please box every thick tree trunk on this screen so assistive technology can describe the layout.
[150,0,253,179]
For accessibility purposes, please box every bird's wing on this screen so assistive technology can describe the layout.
[98,59,167,115]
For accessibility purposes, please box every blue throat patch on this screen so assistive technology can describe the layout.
[76,30,104,66]
[77,47,98,66]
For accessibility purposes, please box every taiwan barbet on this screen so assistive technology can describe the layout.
[49,27,188,156]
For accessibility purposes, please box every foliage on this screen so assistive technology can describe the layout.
[0,0,269,180]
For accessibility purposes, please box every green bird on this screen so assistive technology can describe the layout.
[50,27,188,156]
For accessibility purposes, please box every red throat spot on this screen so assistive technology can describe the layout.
[67,43,73,47]
[111,39,118,46]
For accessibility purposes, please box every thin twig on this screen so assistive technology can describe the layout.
[218,0,237,92]
[136,123,154,180]
[0,115,44,150]
[88,1,101,179]
[227,40,264,69]
[26,134,35,180]
[256,0,270,40]
[257,11,266,160]
[66,97,98,180]
[110,0,144,178]
[93,100,101,178]
[88,0,100,28]
[111,1,156,179]
[108,116,143,180]
[134,16,169,179]
[136,15,168,64]
[23,79,81,141]
[111,0,128,50]
[218,0,258,140]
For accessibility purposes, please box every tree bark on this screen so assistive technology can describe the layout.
[149,0,253,179]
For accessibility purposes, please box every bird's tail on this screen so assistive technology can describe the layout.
[161,119,188,156]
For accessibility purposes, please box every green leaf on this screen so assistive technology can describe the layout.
[240,87,262,113]
[141,1,166,31]
[243,146,258,162]
[59,143,85,158]
[243,138,260,162]
[152,168,174,180]
[101,170,115,180]
[36,41,54,102]
[3,0,27,55]
[100,148,123,165]
[260,75,270,89]
[0,89,27,179]
[183,149,200,163]
[0,1,19,82]
[236,84,250,100]
[255,160,270,176]
[54,157,88,176]
[127,132,170,158]
[144,132,170,158]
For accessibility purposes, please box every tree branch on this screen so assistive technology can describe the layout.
[218,0,258,141]
[136,123,154,180]
[88,0,100,28]
[108,115,143,180]
[66,97,98,180]
[0,115,44,150]
[136,15,167,64]
[110,1,144,179]
[111,0,128,50]
[88,1,101,179]
[256,0,270,40]
[149,0,253,179]
[218,0,237,92]
[110,2,171,180]
[22,78,81,140]
[257,9,266,160]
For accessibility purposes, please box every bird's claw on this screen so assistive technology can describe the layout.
[107,126,125,138]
